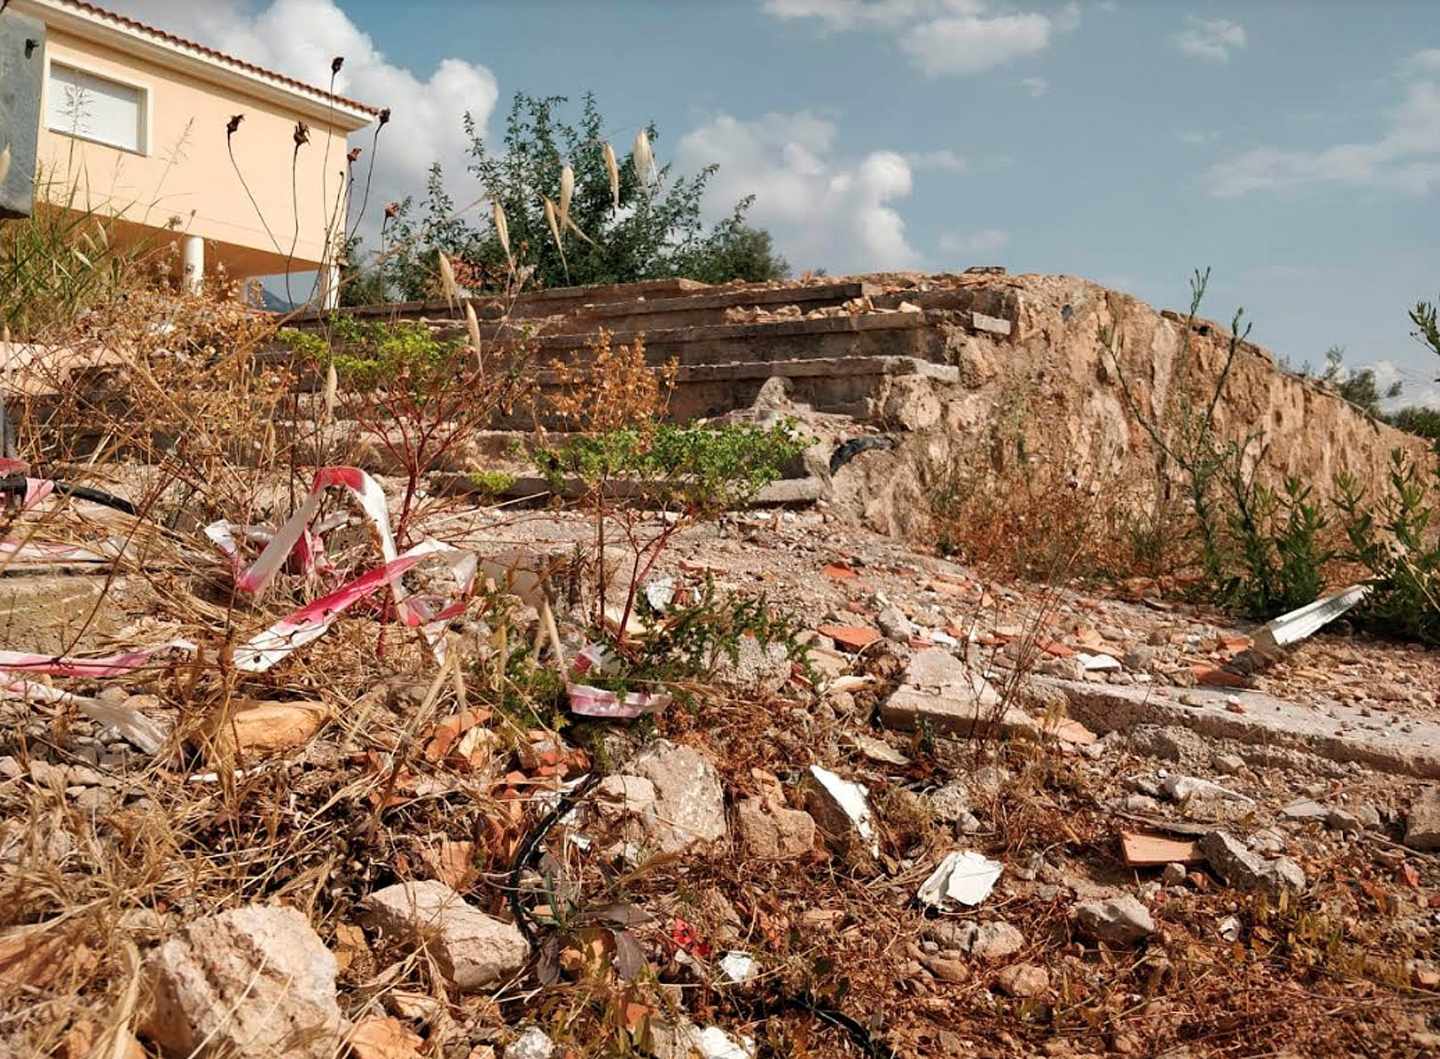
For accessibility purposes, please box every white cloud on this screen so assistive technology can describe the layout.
[904,149,969,172]
[900,11,1055,75]
[109,0,498,244]
[1402,49,1440,76]
[1173,16,1247,63]
[1205,74,1440,197]
[938,228,1010,256]
[764,0,1077,77]
[1020,76,1050,97]
[676,111,922,271]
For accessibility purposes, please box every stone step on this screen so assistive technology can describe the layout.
[525,309,941,368]
[288,277,711,325]
[431,471,828,507]
[559,281,877,333]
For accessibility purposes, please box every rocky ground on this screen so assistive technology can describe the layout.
[3,485,1439,1059]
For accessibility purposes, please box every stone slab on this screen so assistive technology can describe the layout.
[1039,677,1440,779]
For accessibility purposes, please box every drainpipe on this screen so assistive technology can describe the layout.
[182,234,204,294]
[321,262,340,309]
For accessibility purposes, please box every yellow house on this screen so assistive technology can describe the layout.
[7,0,380,305]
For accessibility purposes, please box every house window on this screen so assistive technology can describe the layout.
[46,63,146,154]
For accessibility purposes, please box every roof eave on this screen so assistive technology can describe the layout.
[11,0,378,131]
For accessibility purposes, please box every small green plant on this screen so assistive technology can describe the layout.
[1334,451,1440,645]
[1222,474,1333,619]
[467,468,519,497]
[322,316,456,391]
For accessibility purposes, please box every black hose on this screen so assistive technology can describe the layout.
[0,476,137,516]
[829,436,895,475]
[507,770,603,947]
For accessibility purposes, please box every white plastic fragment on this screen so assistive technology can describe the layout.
[644,576,676,614]
[1,680,167,754]
[1251,582,1370,655]
[917,850,1004,909]
[718,951,757,983]
[691,1026,754,1059]
[808,765,879,857]
[1077,652,1122,671]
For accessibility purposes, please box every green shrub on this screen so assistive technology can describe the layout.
[1335,452,1440,645]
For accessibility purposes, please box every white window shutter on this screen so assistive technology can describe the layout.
[47,63,144,153]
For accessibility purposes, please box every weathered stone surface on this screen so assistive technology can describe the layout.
[1040,678,1440,780]
[1404,787,1440,851]
[141,905,345,1058]
[1073,895,1155,945]
[877,606,917,642]
[1200,831,1307,894]
[734,798,816,859]
[995,963,1048,998]
[714,636,792,694]
[881,685,1032,739]
[969,921,1025,961]
[629,741,727,854]
[361,880,528,993]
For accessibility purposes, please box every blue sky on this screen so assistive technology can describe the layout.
[118,0,1440,404]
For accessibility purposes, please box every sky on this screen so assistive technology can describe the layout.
[111,0,1440,407]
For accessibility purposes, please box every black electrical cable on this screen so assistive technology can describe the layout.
[0,476,137,516]
[507,770,603,947]
[504,766,897,1057]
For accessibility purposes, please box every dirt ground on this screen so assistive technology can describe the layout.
[3,479,1439,1059]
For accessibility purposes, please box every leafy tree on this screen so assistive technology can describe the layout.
[1318,345,1402,417]
[368,93,786,301]
[1413,297,1439,374]
[1386,405,1440,444]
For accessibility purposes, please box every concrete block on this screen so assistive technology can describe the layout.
[0,11,44,220]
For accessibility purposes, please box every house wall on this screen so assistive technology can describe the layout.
[34,25,355,273]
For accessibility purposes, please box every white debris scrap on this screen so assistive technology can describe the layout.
[719,951,757,983]
[692,1026,755,1058]
[1252,583,1370,655]
[1163,774,1255,805]
[808,765,880,857]
[1077,652,1122,671]
[917,850,1004,909]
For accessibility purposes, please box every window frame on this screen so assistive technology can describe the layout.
[43,57,152,157]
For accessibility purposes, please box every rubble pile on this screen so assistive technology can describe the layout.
[3,483,1439,1057]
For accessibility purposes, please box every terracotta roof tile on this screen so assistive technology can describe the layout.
[56,0,381,116]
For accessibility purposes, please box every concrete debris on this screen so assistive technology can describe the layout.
[846,731,911,766]
[1199,831,1307,894]
[1281,798,1329,820]
[141,904,345,1058]
[1077,652,1122,672]
[880,648,1026,739]
[505,1027,555,1059]
[917,850,1003,909]
[1403,787,1440,851]
[1162,775,1255,806]
[734,797,816,859]
[804,765,880,857]
[361,880,529,992]
[1073,895,1156,945]
[964,920,1026,961]
[629,741,728,853]
[876,605,917,642]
